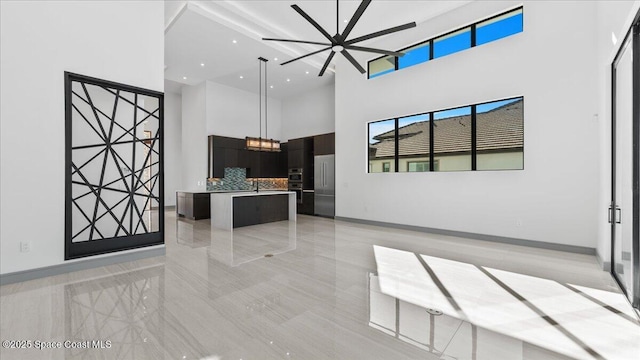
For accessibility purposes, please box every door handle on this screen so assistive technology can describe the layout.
[616,207,622,224]
[608,207,613,224]
[324,162,326,187]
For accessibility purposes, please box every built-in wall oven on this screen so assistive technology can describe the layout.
[288,168,303,183]
[288,182,303,204]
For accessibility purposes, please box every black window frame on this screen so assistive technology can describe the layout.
[366,96,524,173]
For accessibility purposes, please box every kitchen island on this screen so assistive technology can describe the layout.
[210,191,296,230]
[176,190,253,220]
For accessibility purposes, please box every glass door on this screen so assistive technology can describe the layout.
[612,17,640,309]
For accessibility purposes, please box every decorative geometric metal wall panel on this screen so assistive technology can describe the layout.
[65,72,164,260]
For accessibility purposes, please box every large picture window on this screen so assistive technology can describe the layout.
[368,7,523,79]
[367,97,523,173]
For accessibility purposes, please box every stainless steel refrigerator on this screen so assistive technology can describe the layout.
[314,154,335,217]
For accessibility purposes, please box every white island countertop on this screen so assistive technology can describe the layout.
[211,191,296,230]
[209,190,295,197]
[175,189,258,194]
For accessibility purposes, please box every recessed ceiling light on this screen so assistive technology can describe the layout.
[183,76,187,80]
[232,39,237,44]
[239,75,244,79]
[200,63,205,67]
[286,78,290,82]
[305,71,309,74]
[270,85,274,89]
[343,19,348,23]
[274,57,278,61]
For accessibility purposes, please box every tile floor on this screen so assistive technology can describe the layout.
[1,211,639,359]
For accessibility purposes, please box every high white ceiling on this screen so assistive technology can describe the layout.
[164,0,471,99]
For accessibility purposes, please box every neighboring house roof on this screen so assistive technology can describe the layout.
[370,99,523,159]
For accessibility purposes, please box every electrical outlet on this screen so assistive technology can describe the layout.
[20,241,31,253]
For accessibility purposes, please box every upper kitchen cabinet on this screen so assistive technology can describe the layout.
[314,133,335,155]
[209,135,287,178]
[288,138,304,169]
[287,136,315,189]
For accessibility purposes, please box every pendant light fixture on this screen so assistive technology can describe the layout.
[246,57,281,152]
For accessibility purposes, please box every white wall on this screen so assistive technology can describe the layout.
[0,1,164,274]
[281,83,335,141]
[206,81,282,141]
[182,83,208,190]
[164,91,183,206]
[335,1,601,248]
[595,1,640,265]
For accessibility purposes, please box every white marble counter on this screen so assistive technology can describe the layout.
[211,191,296,230]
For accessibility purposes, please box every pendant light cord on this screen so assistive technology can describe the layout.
[265,60,268,140]
[259,58,262,141]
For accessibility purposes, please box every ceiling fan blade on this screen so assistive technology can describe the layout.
[340,49,366,74]
[344,45,404,57]
[281,46,332,65]
[263,38,332,46]
[342,0,371,40]
[291,4,335,43]
[345,22,417,45]
[319,51,336,76]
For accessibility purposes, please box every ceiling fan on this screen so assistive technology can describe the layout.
[263,0,416,76]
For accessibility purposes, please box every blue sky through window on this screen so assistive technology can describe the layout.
[476,98,521,113]
[399,113,430,127]
[433,29,471,59]
[476,12,523,46]
[367,8,523,79]
[398,44,429,69]
[434,106,471,120]
[369,120,395,143]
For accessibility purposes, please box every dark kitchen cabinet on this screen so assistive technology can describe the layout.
[176,192,210,220]
[232,196,257,228]
[287,136,315,188]
[213,135,243,149]
[209,135,287,179]
[212,148,225,178]
[300,191,314,215]
[233,195,289,228]
[303,137,314,189]
[314,133,335,155]
[246,150,260,178]
[260,152,280,178]
[288,138,303,151]
[288,149,304,168]
[226,148,239,168]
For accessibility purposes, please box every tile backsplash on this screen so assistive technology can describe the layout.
[207,168,287,191]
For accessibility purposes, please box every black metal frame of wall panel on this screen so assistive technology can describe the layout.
[611,9,640,310]
[64,72,165,260]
